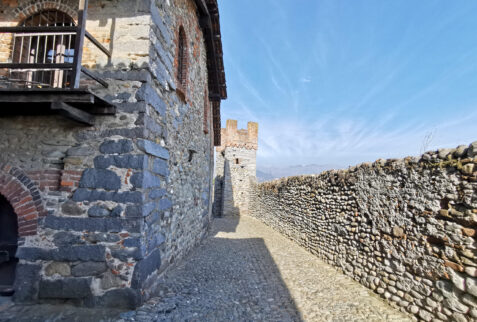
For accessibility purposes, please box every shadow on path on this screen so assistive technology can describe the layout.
[0,216,410,321]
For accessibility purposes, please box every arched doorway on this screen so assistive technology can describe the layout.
[0,195,18,296]
[11,9,76,88]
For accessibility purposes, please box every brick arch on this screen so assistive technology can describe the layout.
[0,165,47,237]
[15,0,78,23]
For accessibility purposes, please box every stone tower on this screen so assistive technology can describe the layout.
[213,120,258,216]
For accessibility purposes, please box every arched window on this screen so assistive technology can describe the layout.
[11,10,76,88]
[177,26,188,89]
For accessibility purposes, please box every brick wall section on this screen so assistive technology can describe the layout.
[0,164,47,236]
[60,170,83,192]
[26,170,61,192]
[249,142,477,321]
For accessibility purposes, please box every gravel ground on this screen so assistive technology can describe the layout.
[0,216,411,322]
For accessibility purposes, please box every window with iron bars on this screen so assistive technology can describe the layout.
[8,10,76,88]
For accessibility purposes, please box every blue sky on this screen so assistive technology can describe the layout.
[219,0,477,168]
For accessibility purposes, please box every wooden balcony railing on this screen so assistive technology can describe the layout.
[0,0,109,89]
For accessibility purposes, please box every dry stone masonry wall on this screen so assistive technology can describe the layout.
[249,142,477,321]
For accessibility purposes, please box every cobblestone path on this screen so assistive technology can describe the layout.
[123,216,410,322]
[0,216,411,322]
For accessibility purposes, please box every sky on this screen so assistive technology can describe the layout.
[218,0,477,168]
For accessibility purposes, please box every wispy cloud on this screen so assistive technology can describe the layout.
[219,0,477,169]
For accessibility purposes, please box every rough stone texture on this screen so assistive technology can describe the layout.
[39,278,93,299]
[0,0,219,307]
[214,120,258,217]
[71,262,107,277]
[0,217,410,321]
[249,143,477,321]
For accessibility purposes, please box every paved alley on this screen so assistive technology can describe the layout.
[0,216,411,322]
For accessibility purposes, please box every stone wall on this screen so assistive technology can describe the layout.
[249,142,477,321]
[213,120,258,216]
[0,0,218,308]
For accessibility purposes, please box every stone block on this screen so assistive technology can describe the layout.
[110,247,144,261]
[43,215,143,233]
[13,264,41,303]
[123,237,142,248]
[136,83,166,116]
[152,158,169,177]
[61,200,84,216]
[45,262,71,277]
[72,262,107,277]
[79,169,121,190]
[39,277,92,299]
[99,69,152,82]
[130,171,162,188]
[101,271,124,290]
[140,115,163,136]
[53,231,84,247]
[117,102,147,113]
[131,248,161,289]
[145,211,161,225]
[150,4,172,47]
[84,232,120,243]
[137,140,169,160]
[159,198,172,211]
[151,30,173,74]
[147,233,165,251]
[149,188,166,200]
[87,288,141,309]
[111,206,123,217]
[72,189,143,203]
[125,202,155,218]
[100,127,147,140]
[88,205,111,218]
[17,245,105,262]
[99,139,134,154]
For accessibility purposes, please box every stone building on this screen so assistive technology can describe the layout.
[213,119,258,217]
[0,0,226,308]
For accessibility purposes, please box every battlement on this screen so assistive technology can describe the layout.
[216,119,259,152]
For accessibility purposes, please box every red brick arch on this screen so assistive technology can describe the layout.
[15,0,78,23]
[0,165,47,237]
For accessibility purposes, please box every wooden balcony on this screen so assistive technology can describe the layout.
[0,0,115,125]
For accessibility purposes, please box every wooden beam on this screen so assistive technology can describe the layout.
[0,92,95,104]
[88,106,116,115]
[0,26,77,33]
[0,63,74,70]
[85,31,111,57]
[51,101,94,125]
[81,67,108,88]
[71,0,88,89]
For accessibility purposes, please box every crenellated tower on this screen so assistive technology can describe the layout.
[213,120,258,216]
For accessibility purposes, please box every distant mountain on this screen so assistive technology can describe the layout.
[256,169,276,182]
[256,164,342,183]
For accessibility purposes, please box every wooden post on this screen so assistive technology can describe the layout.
[70,0,88,89]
